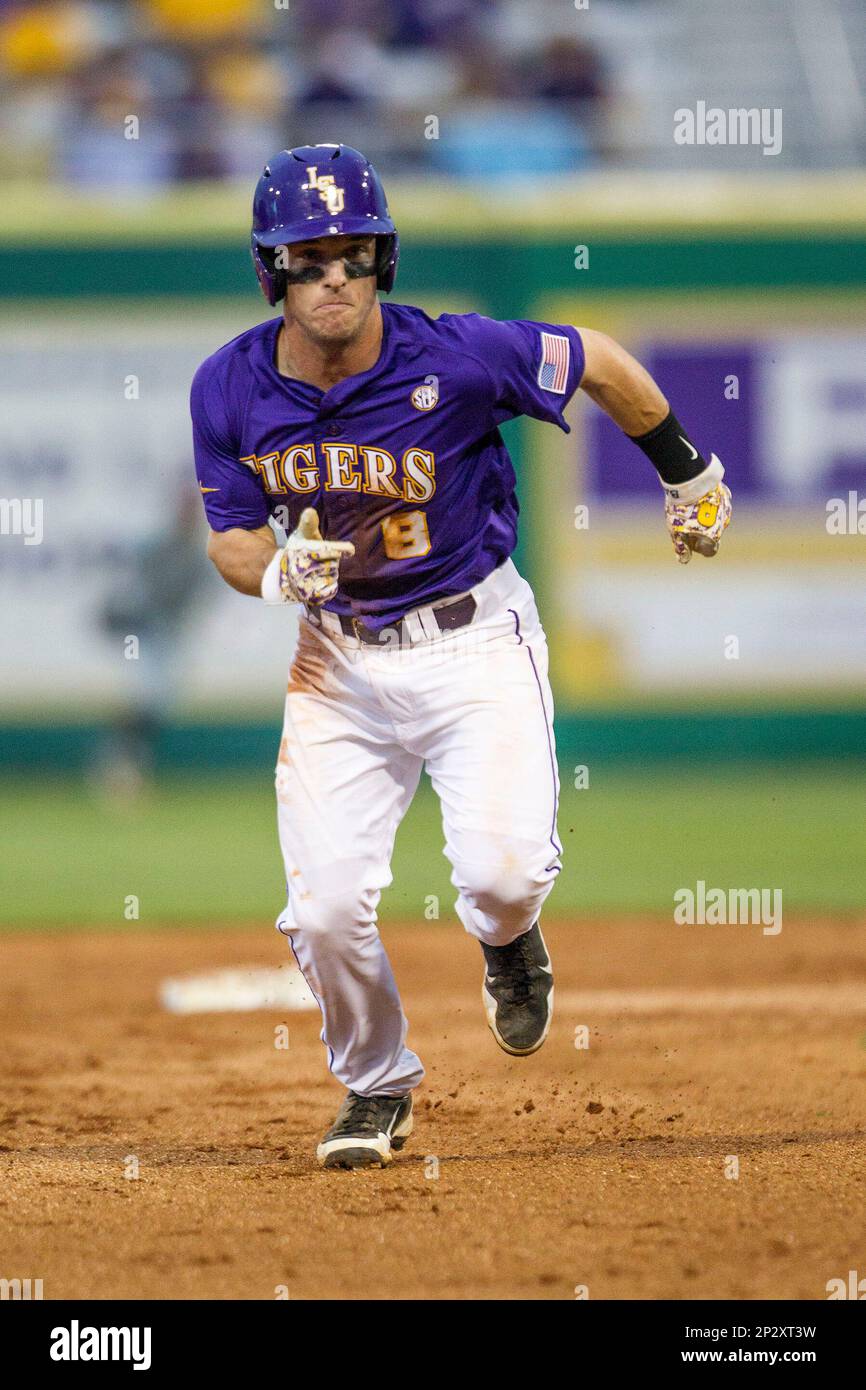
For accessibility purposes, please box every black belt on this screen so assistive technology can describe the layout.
[338,593,477,646]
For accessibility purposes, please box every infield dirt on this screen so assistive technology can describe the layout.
[1,916,864,1300]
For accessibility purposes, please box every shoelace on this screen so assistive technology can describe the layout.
[490,934,537,1005]
[337,1094,390,1134]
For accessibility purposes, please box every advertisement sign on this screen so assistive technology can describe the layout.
[531,293,866,702]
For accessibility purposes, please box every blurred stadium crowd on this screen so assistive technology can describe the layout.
[0,0,610,186]
[2,0,864,187]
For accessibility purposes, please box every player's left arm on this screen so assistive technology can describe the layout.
[576,327,732,563]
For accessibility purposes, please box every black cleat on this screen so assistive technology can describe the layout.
[316,1091,413,1169]
[481,923,554,1056]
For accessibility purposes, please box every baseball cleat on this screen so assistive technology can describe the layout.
[481,923,554,1056]
[316,1091,413,1169]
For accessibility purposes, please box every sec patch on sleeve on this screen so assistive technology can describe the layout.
[537,330,570,394]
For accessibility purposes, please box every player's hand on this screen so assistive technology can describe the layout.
[663,455,732,565]
[275,507,355,605]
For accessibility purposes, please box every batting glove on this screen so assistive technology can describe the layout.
[662,455,732,565]
[261,507,355,605]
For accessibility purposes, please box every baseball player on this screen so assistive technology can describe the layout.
[191,144,731,1170]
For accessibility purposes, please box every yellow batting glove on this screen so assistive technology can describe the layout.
[662,455,732,565]
[262,507,355,605]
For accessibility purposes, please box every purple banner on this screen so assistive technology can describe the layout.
[586,344,758,498]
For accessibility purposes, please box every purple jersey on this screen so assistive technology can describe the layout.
[191,303,584,628]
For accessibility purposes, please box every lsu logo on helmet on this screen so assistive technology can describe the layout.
[306,165,345,215]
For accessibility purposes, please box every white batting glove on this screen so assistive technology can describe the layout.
[661,455,732,564]
[261,507,355,605]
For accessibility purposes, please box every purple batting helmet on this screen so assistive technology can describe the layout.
[250,143,399,305]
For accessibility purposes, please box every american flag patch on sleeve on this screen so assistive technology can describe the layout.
[537,331,570,394]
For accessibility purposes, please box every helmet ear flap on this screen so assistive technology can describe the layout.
[251,240,286,305]
[376,233,399,293]
[266,247,287,304]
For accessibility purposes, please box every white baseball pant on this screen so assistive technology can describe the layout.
[274,558,561,1096]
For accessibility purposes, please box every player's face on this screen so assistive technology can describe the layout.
[279,235,379,346]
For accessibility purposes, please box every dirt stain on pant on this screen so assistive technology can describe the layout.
[286,622,333,698]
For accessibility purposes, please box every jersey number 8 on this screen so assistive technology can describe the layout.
[381,510,430,560]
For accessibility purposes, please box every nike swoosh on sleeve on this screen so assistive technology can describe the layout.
[199,484,220,493]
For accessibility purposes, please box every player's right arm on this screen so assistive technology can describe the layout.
[207,524,277,597]
[191,358,353,605]
[208,510,354,606]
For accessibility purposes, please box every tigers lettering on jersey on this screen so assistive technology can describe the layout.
[240,444,436,502]
[191,306,585,628]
